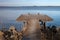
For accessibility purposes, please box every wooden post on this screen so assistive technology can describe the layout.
[44,22,46,30]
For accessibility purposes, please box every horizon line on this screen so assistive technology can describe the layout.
[0,5,60,7]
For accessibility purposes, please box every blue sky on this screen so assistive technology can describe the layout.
[0,0,60,6]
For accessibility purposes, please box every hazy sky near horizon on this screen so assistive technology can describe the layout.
[0,0,60,6]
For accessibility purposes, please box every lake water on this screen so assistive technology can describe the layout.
[0,6,60,30]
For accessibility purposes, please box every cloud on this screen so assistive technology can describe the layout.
[0,0,60,6]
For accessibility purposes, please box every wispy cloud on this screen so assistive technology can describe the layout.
[0,0,60,6]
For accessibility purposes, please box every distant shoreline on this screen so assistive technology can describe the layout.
[0,6,60,7]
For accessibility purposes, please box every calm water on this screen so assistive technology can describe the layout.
[0,6,60,30]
